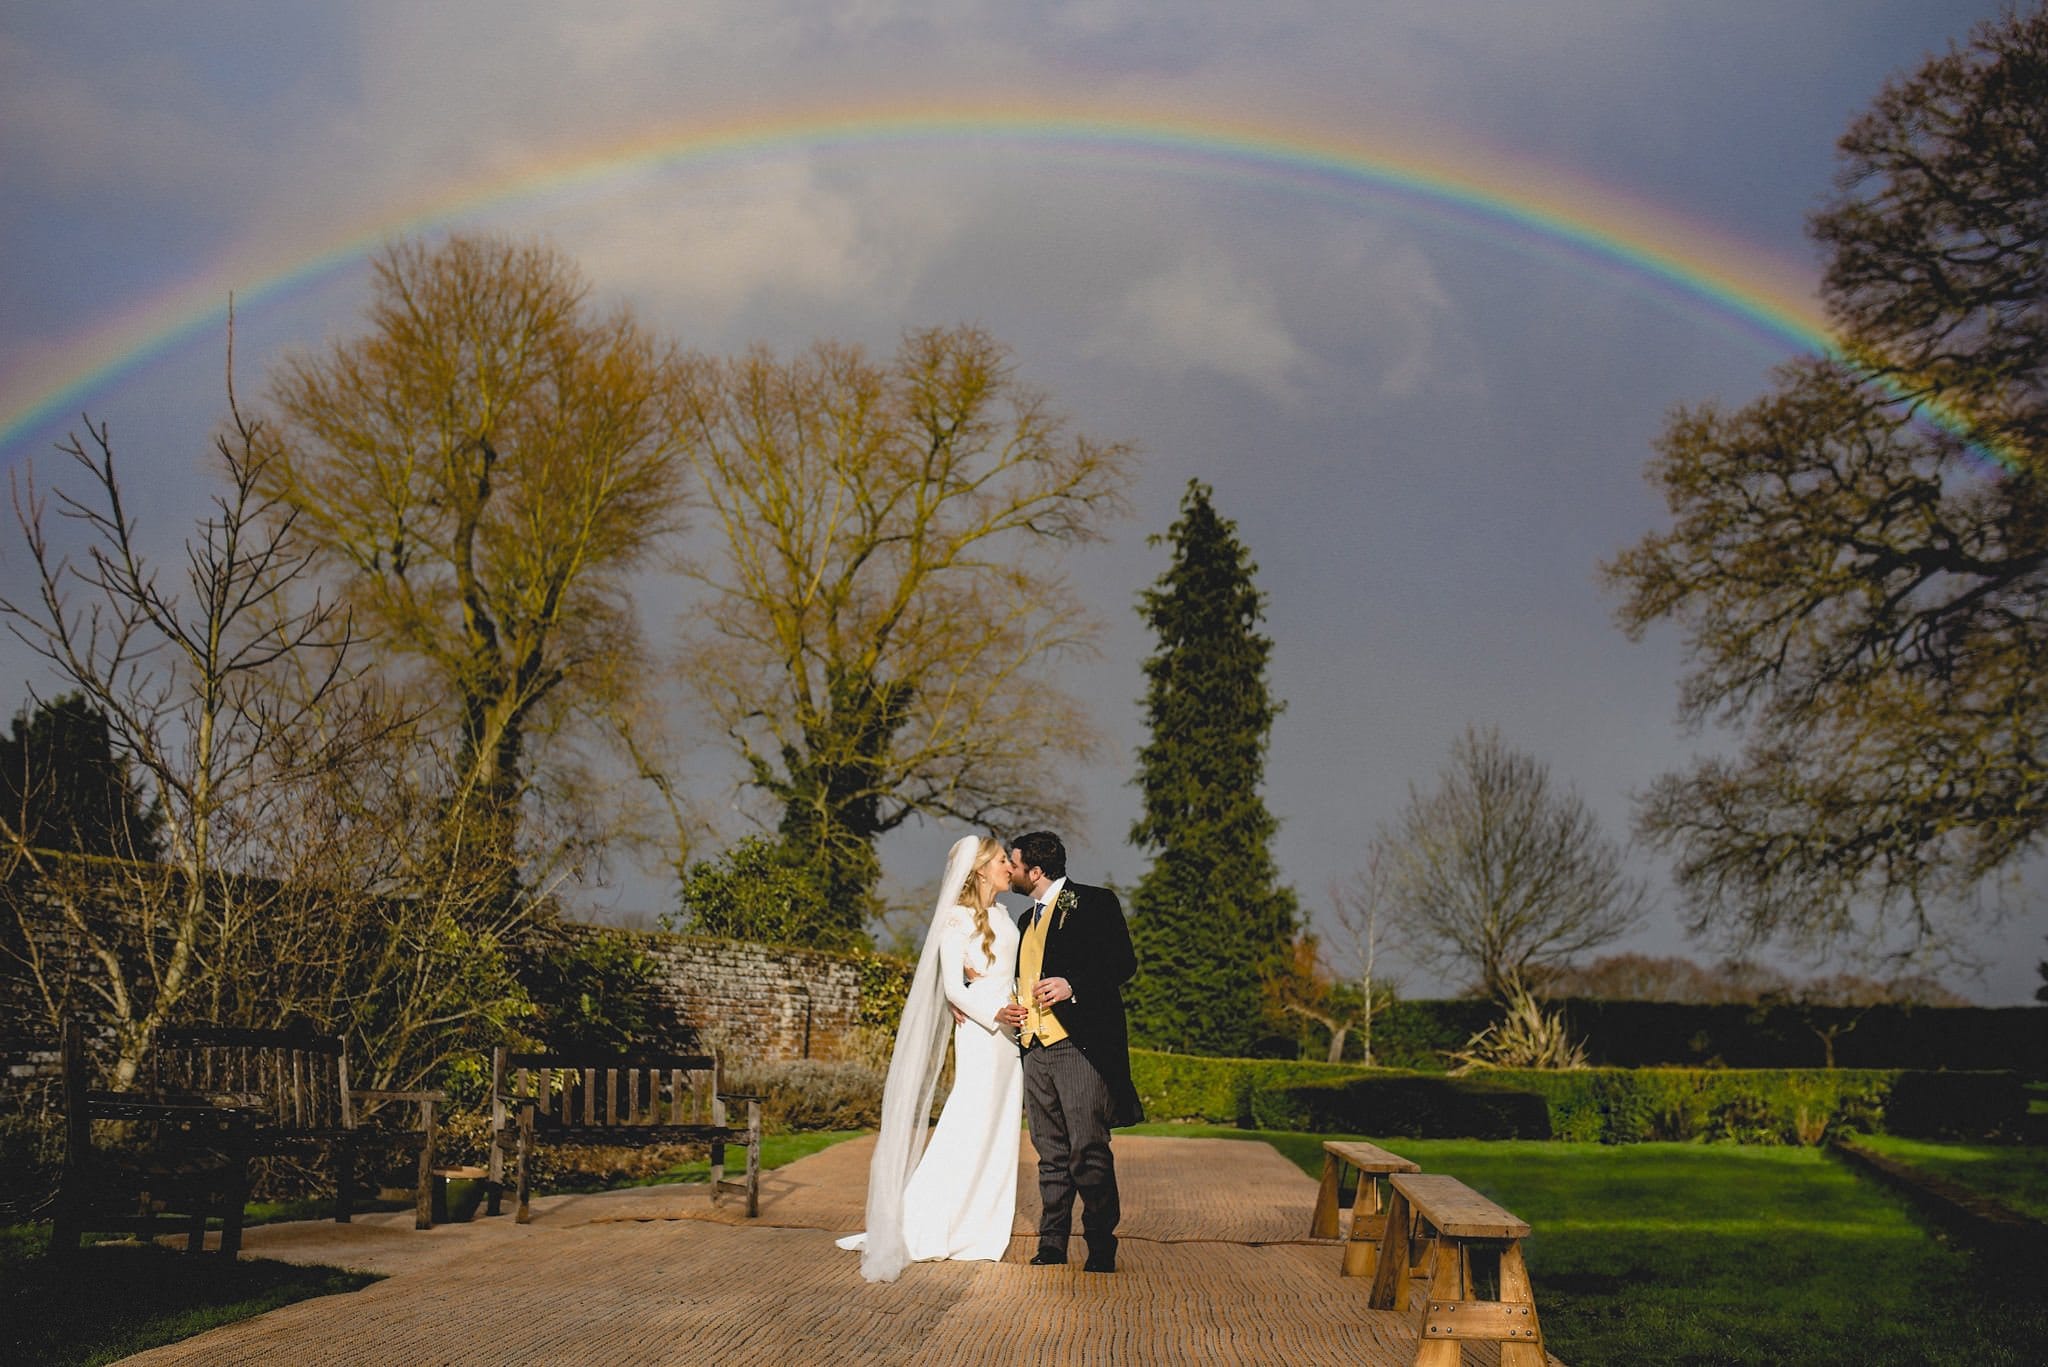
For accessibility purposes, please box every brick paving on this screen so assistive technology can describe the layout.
[121,1135,1564,1366]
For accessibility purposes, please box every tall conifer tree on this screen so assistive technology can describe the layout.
[1125,480,1297,1055]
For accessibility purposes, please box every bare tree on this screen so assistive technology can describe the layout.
[1375,725,1649,1001]
[0,361,366,1086]
[671,325,1133,931]
[264,232,690,888]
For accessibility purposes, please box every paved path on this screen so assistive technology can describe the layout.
[124,1135,1564,1366]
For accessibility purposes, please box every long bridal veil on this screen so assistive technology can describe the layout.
[850,833,982,1283]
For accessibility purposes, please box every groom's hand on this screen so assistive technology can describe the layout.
[1032,976,1072,1006]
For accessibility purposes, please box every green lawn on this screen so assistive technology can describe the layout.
[1847,1134,2048,1224]
[0,1225,377,1367]
[1126,1123,2047,1367]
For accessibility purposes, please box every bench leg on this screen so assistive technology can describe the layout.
[219,1163,247,1259]
[1312,1153,1344,1239]
[1497,1243,1546,1367]
[1369,1189,1413,1310]
[415,1099,437,1230]
[745,1100,761,1219]
[1342,1176,1387,1278]
[332,1135,355,1224]
[515,1109,534,1224]
[1412,1234,1467,1366]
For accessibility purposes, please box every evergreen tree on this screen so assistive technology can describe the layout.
[1125,480,1297,1055]
[0,692,162,861]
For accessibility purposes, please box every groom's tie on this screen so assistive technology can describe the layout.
[1031,900,1045,927]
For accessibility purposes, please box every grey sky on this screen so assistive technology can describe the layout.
[2,2,2037,1003]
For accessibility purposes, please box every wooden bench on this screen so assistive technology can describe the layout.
[485,1047,762,1224]
[1309,1139,1421,1278]
[146,1026,446,1229]
[51,1020,252,1257]
[1369,1172,1544,1366]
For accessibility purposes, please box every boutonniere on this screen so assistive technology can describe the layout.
[1054,888,1079,931]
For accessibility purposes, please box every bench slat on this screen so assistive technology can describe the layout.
[1389,1173,1530,1240]
[1321,1139,1420,1174]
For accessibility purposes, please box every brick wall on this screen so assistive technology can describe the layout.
[553,921,866,1064]
[4,870,874,1080]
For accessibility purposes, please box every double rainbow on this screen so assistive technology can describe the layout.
[0,103,2020,475]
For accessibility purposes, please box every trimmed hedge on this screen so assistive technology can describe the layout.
[1261,1072,1553,1139]
[1356,999,2047,1074]
[1130,1050,2026,1144]
[1130,1050,1365,1127]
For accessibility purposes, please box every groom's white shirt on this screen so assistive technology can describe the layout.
[1032,875,1068,926]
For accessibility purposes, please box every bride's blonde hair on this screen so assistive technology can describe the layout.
[959,836,1005,964]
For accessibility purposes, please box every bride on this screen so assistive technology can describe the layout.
[838,834,1023,1282]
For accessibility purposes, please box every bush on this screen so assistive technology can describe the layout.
[518,928,656,1050]
[1263,1072,1553,1139]
[1129,1049,1377,1126]
[1132,1048,2024,1144]
[1372,998,2048,1073]
[722,1058,885,1133]
[1885,1070,2030,1139]
[1255,1065,2023,1145]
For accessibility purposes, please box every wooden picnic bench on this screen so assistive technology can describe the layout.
[51,1020,252,1257]
[485,1046,763,1224]
[145,1026,446,1228]
[1309,1139,1422,1278]
[1369,1172,1544,1366]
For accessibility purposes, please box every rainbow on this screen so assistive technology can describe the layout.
[0,102,2020,475]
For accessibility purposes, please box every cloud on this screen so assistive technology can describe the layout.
[1087,247,1308,401]
[532,159,965,332]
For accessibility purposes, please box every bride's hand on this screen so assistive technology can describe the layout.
[963,963,982,981]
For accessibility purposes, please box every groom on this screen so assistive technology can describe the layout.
[994,830,1144,1273]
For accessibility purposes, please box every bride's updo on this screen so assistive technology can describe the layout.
[958,835,1005,964]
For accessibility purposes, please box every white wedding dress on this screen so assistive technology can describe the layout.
[839,902,1022,1264]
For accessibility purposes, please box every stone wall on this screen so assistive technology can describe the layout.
[2,879,873,1081]
[553,921,866,1065]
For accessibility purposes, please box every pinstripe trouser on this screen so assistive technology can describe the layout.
[1021,1038,1120,1251]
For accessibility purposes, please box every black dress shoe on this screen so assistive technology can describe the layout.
[1082,1253,1116,1273]
[1029,1249,1067,1265]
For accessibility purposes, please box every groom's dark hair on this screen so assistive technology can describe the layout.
[1011,831,1067,880]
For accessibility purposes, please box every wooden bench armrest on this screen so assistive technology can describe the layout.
[716,1091,764,1104]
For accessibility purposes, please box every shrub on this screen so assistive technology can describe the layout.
[1885,1070,2029,1139]
[1129,1050,1377,1126]
[1380,997,2048,1073]
[1263,1072,1553,1139]
[1447,988,1588,1072]
[722,1058,885,1133]
[519,929,656,1050]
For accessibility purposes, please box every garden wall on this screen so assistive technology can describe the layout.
[551,922,865,1064]
[1,870,867,1080]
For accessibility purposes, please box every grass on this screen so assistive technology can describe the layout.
[0,1224,377,1367]
[1126,1122,2048,1367]
[1847,1134,2048,1224]
[628,1128,865,1186]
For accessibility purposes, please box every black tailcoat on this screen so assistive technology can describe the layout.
[1017,880,1145,1127]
